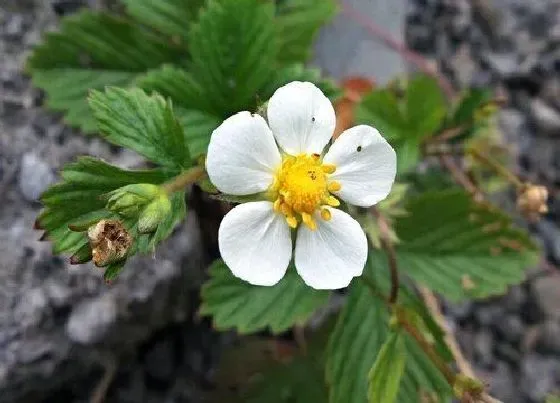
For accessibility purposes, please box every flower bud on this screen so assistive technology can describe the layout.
[105,184,162,217]
[137,194,172,234]
[88,219,132,267]
[517,184,548,221]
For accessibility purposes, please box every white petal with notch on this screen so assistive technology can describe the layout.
[206,112,281,195]
[294,208,367,290]
[267,81,336,156]
[219,201,292,286]
[323,125,396,207]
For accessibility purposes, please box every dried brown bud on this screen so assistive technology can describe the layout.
[87,219,132,267]
[517,184,549,221]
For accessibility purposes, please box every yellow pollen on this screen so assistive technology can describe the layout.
[328,181,342,192]
[270,154,342,229]
[326,195,340,207]
[301,212,317,231]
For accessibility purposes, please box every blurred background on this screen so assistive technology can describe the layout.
[0,0,559,402]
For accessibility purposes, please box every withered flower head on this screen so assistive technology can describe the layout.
[517,184,548,221]
[87,219,132,267]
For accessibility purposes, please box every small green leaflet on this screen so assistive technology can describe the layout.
[368,331,407,403]
[89,87,191,170]
[356,75,447,174]
[200,260,330,334]
[325,256,453,403]
[121,0,205,42]
[381,190,540,301]
[27,11,184,133]
[276,0,338,63]
[188,0,277,116]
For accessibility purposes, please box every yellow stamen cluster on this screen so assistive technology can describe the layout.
[269,154,341,230]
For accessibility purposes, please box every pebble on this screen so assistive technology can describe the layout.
[143,339,176,385]
[532,275,560,320]
[496,314,525,345]
[537,320,560,355]
[18,152,55,202]
[521,353,560,402]
[530,98,560,135]
[66,294,117,344]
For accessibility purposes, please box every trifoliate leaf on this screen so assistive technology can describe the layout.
[368,331,407,403]
[89,87,191,170]
[121,0,205,42]
[276,0,337,63]
[406,75,446,138]
[37,157,182,259]
[137,65,210,112]
[200,259,330,334]
[188,0,277,115]
[326,256,453,403]
[27,11,184,132]
[383,190,540,301]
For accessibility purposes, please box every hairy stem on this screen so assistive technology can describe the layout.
[438,155,484,201]
[371,207,399,304]
[162,166,206,194]
[467,148,524,189]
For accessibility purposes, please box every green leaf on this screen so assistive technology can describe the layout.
[276,0,337,63]
[38,156,170,256]
[137,65,210,112]
[121,0,204,41]
[263,63,342,102]
[395,139,421,175]
[385,190,540,301]
[356,89,407,141]
[89,87,191,170]
[406,75,446,138]
[368,331,407,403]
[188,0,277,115]
[175,108,221,158]
[326,258,453,403]
[244,353,328,403]
[200,260,330,334]
[28,11,184,133]
[446,88,493,143]
[104,260,126,282]
[32,69,136,133]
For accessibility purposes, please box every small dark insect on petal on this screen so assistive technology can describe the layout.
[312,117,316,122]
[357,146,363,152]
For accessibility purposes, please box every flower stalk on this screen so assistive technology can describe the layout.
[161,165,206,194]
[371,207,399,304]
[467,147,524,189]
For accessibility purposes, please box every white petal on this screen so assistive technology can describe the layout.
[267,81,336,155]
[323,125,396,207]
[294,208,367,290]
[206,112,281,195]
[218,201,292,286]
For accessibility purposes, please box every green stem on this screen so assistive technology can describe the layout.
[467,148,524,189]
[161,166,206,194]
[371,207,399,304]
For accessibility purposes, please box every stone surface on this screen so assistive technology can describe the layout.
[532,275,560,320]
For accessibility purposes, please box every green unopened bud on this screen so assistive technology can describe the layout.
[138,194,172,234]
[105,184,162,217]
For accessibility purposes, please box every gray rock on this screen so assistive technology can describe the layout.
[487,361,523,403]
[536,220,560,263]
[530,98,560,135]
[532,275,560,320]
[521,353,560,402]
[474,304,504,327]
[483,52,519,78]
[66,293,118,344]
[143,339,176,383]
[501,285,527,313]
[537,320,560,355]
[496,314,525,345]
[18,152,55,202]
[474,330,495,368]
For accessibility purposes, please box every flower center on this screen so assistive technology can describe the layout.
[269,154,342,230]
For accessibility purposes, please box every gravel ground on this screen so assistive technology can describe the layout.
[1,0,559,402]
[408,0,560,401]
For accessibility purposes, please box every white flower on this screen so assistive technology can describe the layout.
[206,81,396,290]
